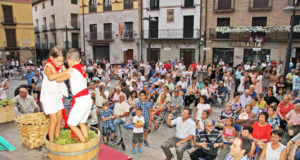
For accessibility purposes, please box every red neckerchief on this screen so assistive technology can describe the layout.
[72,64,86,78]
[46,58,60,72]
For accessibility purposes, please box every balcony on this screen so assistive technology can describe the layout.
[49,22,55,31]
[34,26,39,33]
[103,5,112,11]
[249,0,272,11]
[182,0,194,8]
[71,21,79,29]
[213,0,235,12]
[4,41,20,50]
[35,43,41,49]
[288,0,300,6]
[86,31,114,42]
[89,6,97,13]
[1,16,17,25]
[49,42,56,49]
[209,27,298,42]
[41,24,47,32]
[143,29,200,40]
[41,43,48,49]
[120,30,135,41]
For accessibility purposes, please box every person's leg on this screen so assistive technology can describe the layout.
[143,122,149,143]
[54,110,62,138]
[235,79,240,93]
[175,140,191,160]
[78,123,88,138]
[161,136,178,159]
[69,125,86,142]
[48,113,57,142]
[132,133,137,149]
[295,149,300,160]
[190,148,206,160]
[112,119,120,136]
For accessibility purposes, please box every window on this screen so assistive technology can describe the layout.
[89,24,97,40]
[50,15,55,30]
[243,49,270,64]
[217,0,231,10]
[71,0,78,4]
[51,0,54,6]
[252,17,267,26]
[2,5,15,24]
[184,0,194,7]
[293,16,300,39]
[150,0,159,10]
[253,0,269,8]
[42,3,45,9]
[124,0,133,9]
[5,29,17,48]
[104,23,112,39]
[35,6,37,11]
[104,0,112,11]
[124,22,133,38]
[183,16,194,38]
[149,17,158,38]
[71,14,78,28]
[217,18,230,38]
[89,0,97,12]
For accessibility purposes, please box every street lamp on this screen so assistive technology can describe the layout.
[143,16,157,61]
[82,0,87,61]
[283,0,300,75]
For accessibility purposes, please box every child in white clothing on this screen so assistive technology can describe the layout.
[132,108,144,154]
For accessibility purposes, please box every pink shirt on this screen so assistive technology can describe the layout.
[286,110,300,125]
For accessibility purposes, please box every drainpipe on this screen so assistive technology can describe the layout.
[198,0,202,63]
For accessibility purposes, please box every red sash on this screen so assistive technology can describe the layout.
[46,58,60,72]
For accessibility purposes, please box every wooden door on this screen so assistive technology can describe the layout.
[72,33,79,48]
[124,49,133,63]
[2,5,13,23]
[5,29,17,47]
[184,52,192,66]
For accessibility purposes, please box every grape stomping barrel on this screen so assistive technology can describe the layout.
[44,127,100,160]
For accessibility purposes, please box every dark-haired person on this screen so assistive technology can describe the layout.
[264,88,279,106]
[194,96,212,123]
[136,91,153,147]
[259,130,287,160]
[162,109,196,160]
[241,126,256,159]
[252,112,272,149]
[267,104,280,130]
[276,75,287,94]
[224,136,253,160]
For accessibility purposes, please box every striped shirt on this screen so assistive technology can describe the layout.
[196,129,223,154]
[286,110,300,125]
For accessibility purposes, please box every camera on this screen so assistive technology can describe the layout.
[155,85,159,88]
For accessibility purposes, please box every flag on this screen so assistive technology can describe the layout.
[119,22,123,35]
[123,22,126,36]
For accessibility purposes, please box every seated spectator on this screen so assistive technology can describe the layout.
[200,82,211,99]
[197,110,209,132]
[238,104,256,128]
[231,92,242,115]
[259,130,287,160]
[167,90,183,117]
[190,120,223,160]
[252,112,272,149]
[264,88,280,106]
[87,98,98,128]
[250,97,260,118]
[240,89,252,111]
[287,132,300,160]
[152,93,168,130]
[194,96,212,124]
[157,86,171,103]
[267,104,280,130]
[257,93,267,111]
[286,103,300,138]
[148,73,158,87]
[185,81,198,108]
[224,136,253,160]
[213,81,228,105]
[112,94,130,138]
[209,78,218,94]
[240,126,256,159]
[112,86,125,103]
[176,77,188,92]
[222,118,236,143]
[216,103,235,129]
[13,88,39,114]
[162,109,196,160]
[276,88,284,102]
[249,85,257,98]
[277,95,294,130]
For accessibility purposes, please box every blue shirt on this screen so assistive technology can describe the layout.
[101,109,114,128]
[250,91,257,98]
[136,99,152,122]
[216,86,228,95]
[235,70,242,79]
[293,75,300,90]
[224,154,250,160]
[149,77,158,87]
[25,72,35,86]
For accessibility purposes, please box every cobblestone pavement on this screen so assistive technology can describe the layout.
[0,79,223,160]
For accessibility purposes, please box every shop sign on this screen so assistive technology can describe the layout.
[231,42,262,48]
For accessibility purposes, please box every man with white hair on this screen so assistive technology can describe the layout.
[112,93,130,140]
[239,89,252,111]
[112,86,125,103]
[13,88,39,114]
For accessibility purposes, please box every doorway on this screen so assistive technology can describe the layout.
[124,49,133,63]
[180,49,195,66]
[93,45,110,61]
[147,48,160,63]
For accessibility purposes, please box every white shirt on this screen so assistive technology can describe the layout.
[13,95,38,114]
[114,101,130,121]
[239,95,251,109]
[177,81,188,89]
[70,68,88,95]
[95,88,109,107]
[171,117,196,139]
[133,116,145,133]
[196,103,211,120]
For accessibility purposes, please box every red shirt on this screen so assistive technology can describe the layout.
[252,122,272,142]
[278,102,294,118]
[164,63,171,71]
[192,63,197,71]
